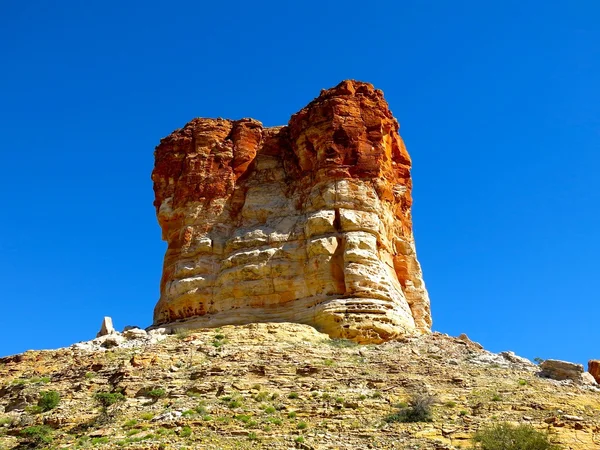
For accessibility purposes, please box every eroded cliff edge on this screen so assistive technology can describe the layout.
[151,80,431,343]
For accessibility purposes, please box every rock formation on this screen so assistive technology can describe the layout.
[151,80,431,343]
[589,360,600,383]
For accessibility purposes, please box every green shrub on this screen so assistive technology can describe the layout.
[288,392,299,399]
[220,395,243,409]
[473,422,561,450]
[385,393,435,423]
[147,388,166,400]
[123,419,138,428]
[253,391,269,402]
[37,390,60,412]
[94,391,126,409]
[297,421,307,430]
[180,426,192,438]
[20,425,53,446]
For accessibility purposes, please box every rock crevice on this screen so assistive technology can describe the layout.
[151,80,432,342]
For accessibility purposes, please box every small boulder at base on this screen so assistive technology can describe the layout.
[539,359,585,383]
[96,316,116,337]
[588,360,600,383]
[97,334,124,349]
[123,328,147,339]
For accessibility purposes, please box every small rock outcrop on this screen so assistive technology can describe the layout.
[539,359,596,384]
[151,80,432,343]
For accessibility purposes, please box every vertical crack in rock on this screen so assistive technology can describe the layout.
[331,208,346,296]
[151,80,432,343]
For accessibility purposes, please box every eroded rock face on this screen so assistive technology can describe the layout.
[151,80,431,343]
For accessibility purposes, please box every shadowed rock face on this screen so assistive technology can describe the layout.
[151,80,431,343]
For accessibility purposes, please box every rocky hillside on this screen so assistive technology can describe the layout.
[1,323,599,449]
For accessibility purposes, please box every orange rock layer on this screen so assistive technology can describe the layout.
[151,80,431,343]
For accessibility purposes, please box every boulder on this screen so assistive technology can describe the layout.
[123,328,147,339]
[96,334,124,349]
[539,359,585,383]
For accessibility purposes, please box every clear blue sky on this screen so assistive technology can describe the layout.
[1,1,598,365]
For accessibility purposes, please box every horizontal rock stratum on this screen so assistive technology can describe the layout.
[151,80,432,342]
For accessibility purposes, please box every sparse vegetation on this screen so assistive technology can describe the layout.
[220,395,243,409]
[94,391,126,409]
[37,390,60,412]
[11,376,50,386]
[0,323,590,449]
[0,416,13,426]
[473,422,561,450]
[123,419,138,428]
[253,391,269,402]
[147,388,166,400]
[20,425,53,446]
[385,393,436,423]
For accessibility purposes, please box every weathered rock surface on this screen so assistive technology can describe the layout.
[151,80,431,343]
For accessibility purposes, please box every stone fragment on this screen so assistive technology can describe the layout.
[581,372,597,385]
[96,317,115,337]
[563,415,584,421]
[123,328,147,339]
[588,360,600,383]
[150,80,432,343]
[539,359,586,383]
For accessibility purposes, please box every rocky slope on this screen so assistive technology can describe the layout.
[151,80,430,342]
[1,323,599,449]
